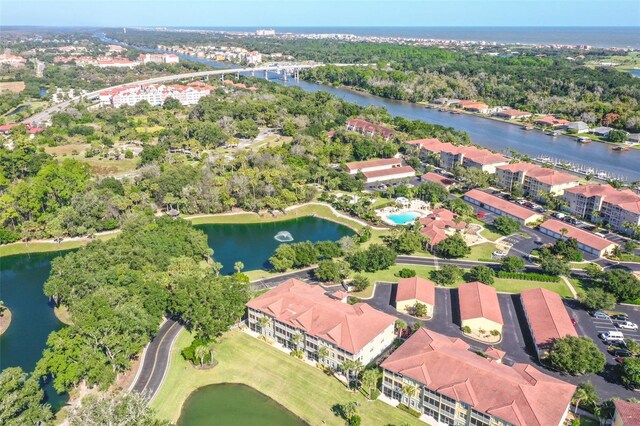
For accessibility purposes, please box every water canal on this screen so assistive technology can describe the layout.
[177,383,307,426]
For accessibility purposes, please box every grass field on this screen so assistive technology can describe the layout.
[351,264,572,298]
[150,329,421,425]
[188,204,366,232]
[0,233,118,257]
[45,143,91,156]
[467,242,501,260]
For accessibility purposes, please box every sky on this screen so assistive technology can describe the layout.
[1,0,639,27]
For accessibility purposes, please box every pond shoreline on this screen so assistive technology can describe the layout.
[0,308,12,336]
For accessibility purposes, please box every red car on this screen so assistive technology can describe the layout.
[476,212,486,219]
[570,317,577,326]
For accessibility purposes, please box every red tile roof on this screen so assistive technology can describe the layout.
[525,167,579,186]
[396,277,436,306]
[381,328,576,426]
[246,279,396,354]
[534,116,570,127]
[345,157,401,172]
[406,138,443,150]
[458,281,504,325]
[496,108,531,118]
[457,100,489,110]
[421,172,456,188]
[419,208,466,246]
[565,184,640,214]
[362,165,415,179]
[346,119,394,138]
[614,400,640,426]
[497,162,540,173]
[520,288,577,350]
[408,138,507,166]
[464,189,541,221]
[539,219,618,251]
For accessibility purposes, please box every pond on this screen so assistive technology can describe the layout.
[177,383,307,426]
[195,216,355,274]
[0,251,68,409]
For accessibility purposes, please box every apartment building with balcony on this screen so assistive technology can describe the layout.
[246,279,396,368]
[563,184,640,233]
[407,138,508,173]
[381,328,575,426]
[345,119,394,140]
[495,162,579,200]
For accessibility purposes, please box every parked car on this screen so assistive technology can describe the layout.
[492,250,508,258]
[516,199,527,205]
[476,212,486,219]
[612,314,630,321]
[570,317,577,327]
[592,311,610,319]
[552,212,566,219]
[611,349,633,358]
[600,330,625,341]
[618,321,638,331]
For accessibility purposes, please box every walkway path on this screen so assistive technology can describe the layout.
[130,319,183,402]
[560,275,578,298]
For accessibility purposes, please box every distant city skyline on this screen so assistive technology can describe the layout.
[1,0,639,27]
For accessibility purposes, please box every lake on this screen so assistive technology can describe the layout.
[177,383,307,426]
[0,251,67,409]
[196,216,354,274]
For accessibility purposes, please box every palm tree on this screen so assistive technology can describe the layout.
[258,316,271,333]
[212,261,223,277]
[572,382,598,413]
[290,333,302,350]
[206,341,216,365]
[361,368,381,399]
[402,384,418,402]
[0,300,5,317]
[395,319,408,338]
[560,228,568,237]
[317,346,329,364]
[195,345,208,367]
[234,261,244,274]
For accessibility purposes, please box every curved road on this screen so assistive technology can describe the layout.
[130,319,183,401]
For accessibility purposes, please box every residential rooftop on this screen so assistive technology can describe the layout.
[458,281,504,325]
[520,288,577,349]
[345,157,401,172]
[539,219,618,251]
[396,276,436,306]
[246,279,396,354]
[565,184,640,214]
[464,189,541,221]
[381,328,576,426]
[362,165,415,179]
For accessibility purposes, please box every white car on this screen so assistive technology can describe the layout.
[618,321,639,331]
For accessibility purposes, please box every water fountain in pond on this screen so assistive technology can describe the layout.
[274,231,294,242]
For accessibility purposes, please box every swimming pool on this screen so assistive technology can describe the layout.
[386,211,422,225]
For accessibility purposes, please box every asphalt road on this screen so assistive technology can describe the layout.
[130,319,183,401]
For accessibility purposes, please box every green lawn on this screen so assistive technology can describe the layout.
[467,242,501,260]
[0,233,118,257]
[151,329,422,425]
[351,264,572,298]
[187,204,365,232]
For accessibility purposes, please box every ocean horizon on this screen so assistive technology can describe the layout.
[170,26,640,49]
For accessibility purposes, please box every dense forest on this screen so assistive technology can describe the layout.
[0,78,469,243]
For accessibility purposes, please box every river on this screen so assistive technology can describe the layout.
[99,33,640,182]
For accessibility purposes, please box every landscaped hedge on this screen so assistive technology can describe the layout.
[397,404,421,418]
[497,271,560,282]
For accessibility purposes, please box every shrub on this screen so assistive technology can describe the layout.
[468,265,495,285]
[181,338,214,365]
[462,325,471,334]
[496,271,560,282]
[490,330,500,336]
[348,414,362,426]
[493,216,521,235]
[0,228,20,244]
[290,349,304,359]
[397,404,421,418]
[395,268,416,278]
[370,388,381,400]
[351,274,371,292]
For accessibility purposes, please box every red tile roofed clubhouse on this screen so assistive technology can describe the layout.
[464,189,544,225]
[246,279,396,367]
[381,328,575,426]
[520,288,577,360]
[539,219,618,257]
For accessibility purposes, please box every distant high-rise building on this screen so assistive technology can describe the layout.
[256,29,275,36]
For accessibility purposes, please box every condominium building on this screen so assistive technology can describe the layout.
[345,119,394,140]
[458,281,503,336]
[246,279,396,368]
[495,162,579,199]
[98,82,214,108]
[137,53,180,64]
[539,219,618,257]
[345,157,402,175]
[407,138,508,173]
[381,328,575,426]
[563,184,640,233]
[463,189,544,225]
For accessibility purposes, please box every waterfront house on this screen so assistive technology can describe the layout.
[458,281,503,336]
[345,119,394,140]
[463,189,544,225]
[452,100,491,114]
[246,279,396,368]
[534,116,570,128]
[592,126,613,137]
[381,328,576,426]
[565,121,590,133]
[494,108,532,120]
[395,276,436,318]
[538,219,618,257]
[563,184,640,234]
[520,288,577,361]
[495,162,580,199]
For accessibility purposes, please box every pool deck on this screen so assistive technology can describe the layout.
[376,200,431,226]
